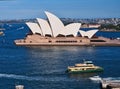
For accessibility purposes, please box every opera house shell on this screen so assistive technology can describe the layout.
[15,11,120,46]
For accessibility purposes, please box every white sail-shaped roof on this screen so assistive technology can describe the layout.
[86,30,98,38]
[79,30,86,37]
[37,18,52,36]
[64,23,81,36]
[79,29,98,38]
[26,11,82,37]
[45,11,65,37]
[26,22,42,35]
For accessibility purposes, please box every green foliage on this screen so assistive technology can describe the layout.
[116,24,120,30]
[99,24,120,31]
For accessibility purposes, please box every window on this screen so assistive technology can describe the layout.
[35,33,41,35]
[56,40,77,43]
[45,34,52,37]
[23,40,26,43]
[90,40,106,42]
[49,40,52,43]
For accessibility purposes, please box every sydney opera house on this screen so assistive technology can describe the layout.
[15,11,120,46]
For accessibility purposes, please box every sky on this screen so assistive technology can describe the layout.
[0,0,120,20]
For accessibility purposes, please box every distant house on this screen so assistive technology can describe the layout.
[81,23,100,28]
[88,24,101,28]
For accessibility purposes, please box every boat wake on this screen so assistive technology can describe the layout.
[0,73,70,82]
[103,77,120,82]
[89,76,102,82]
[0,73,38,81]
[89,76,120,83]
[17,27,24,30]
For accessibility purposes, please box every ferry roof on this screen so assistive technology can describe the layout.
[84,61,93,64]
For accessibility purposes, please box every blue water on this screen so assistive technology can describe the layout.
[0,23,120,89]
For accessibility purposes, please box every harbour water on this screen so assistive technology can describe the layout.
[0,23,120,89]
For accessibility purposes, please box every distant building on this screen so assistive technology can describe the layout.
[81,24,100,28]
[88,24,101,28]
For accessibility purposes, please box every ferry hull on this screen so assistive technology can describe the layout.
[67,69,103,74]
[67,68,103,74]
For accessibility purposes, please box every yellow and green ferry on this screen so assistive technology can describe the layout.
[67,60,103,73]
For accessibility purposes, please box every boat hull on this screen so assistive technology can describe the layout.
[67,68,103,74]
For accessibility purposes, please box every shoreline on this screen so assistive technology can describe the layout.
[99,28,120,32]
[99,30,120,32]
[81,28,120,32]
